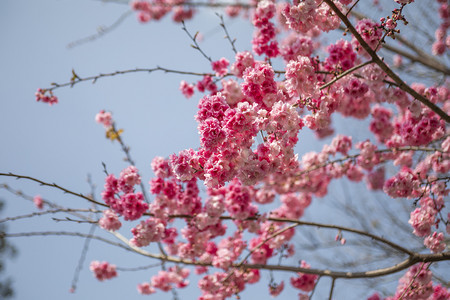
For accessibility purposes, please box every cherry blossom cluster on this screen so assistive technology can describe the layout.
[131,0,194,23]
[35,88,58,105]
[138,266,189,294]
[281,0,341,34]
[90,261,117,281]
[98,209,122,231]
[432,0,449,56]
[251,0,279,58]
[101,166,148,221]
[353,18,383,53]
[324,39,356,72]
[33,195,44,210]
[95,110,113,129]
[388,263,448,300]
[290,261,318,298]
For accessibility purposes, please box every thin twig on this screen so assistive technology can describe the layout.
[181,21,212,62]
[217,13,238,54]
[320,60,374,90]
[0,173,105,207]
[309,276,321,299]
[45,67,214,92]
[70,222,97,292]
[0,209,102,223]
[328,278,336,300]
[345,0,360,16]
[67,10,133,49]
[116,263,162,272]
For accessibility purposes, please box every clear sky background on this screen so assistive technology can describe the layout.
[0,1,447,300]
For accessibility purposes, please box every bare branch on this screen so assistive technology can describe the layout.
[0,172,105,207]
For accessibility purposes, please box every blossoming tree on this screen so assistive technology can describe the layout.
[1,0,449,299]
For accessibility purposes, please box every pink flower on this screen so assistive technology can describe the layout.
[408,207,436,237]
[269,281,284,297]
[119,165,141,188]
[211,58,229,77]
[95,110,113,128]
[137,282,156,295]
[285,56,318,99]
[179,80,195,99]
[424,232,446,253]
[231,51,255,77]
[90,261,117,281]
[130,218,166,247]
[35,88,58,105]
[353,19,383,54]
[290,261,318,292]
[98,209,122,231]
[33,195,44,210]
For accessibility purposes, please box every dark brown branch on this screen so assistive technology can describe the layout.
[0,172,106,207]
[46,67,215,92]
[0,208,101,223]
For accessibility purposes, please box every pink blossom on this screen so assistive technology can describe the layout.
[137,282,156,295]
[367,293,381,300]
[118,192,148,221]
[355,140,379,170]
[130,217,166,247]
[35,88,58,105]
[170,148,197,181]
[285,56,318,99]
[330,135,352,156]
[290,261,318,292]
[408,207,436,237]
[33,195,44,210]
[282,0,317,33]
[353,18,383,54]
[211,58,229,77]
[90,261,117,281]
[151,156,172,178]
[95,110,112,128]
[424,232,446,253]
[172,7,194,23]
[280,33,313,62]
[366,167,385,190]
[119,165,141,188]
[393,264,433,299]
[384,167,420,199]
[98,209,122,231]
[432,40,446,56]
[231,51,255,78]
[179,80,195,99]
[325,39,356,72]
[197,75,217,93]
[269,281,284,297]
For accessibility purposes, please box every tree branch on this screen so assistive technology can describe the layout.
[0,172,105,207]
[5,231,448,279]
